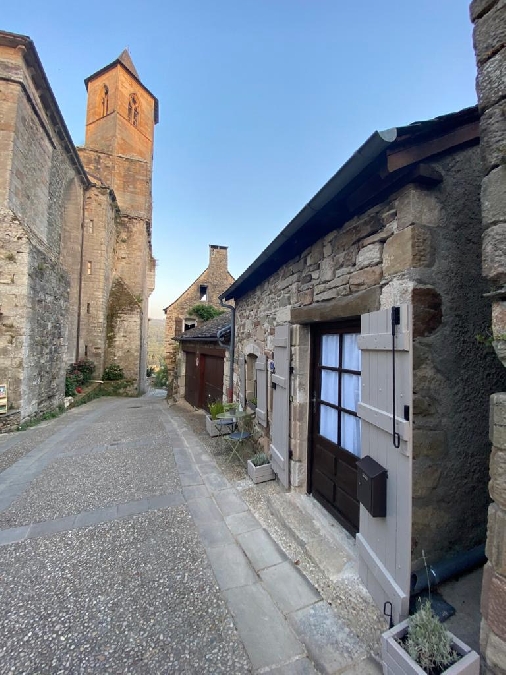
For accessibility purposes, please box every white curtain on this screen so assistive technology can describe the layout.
[342,333,361,371]
[341,412,361,456]
[320,404,338,443]
[321,370,338,405]
[341,373,360,412]
[321,335,339,367]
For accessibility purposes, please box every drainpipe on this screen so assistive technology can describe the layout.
[410,544,486,595]
[219,296,235,403]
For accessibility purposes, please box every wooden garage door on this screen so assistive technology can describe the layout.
[203,354,224,411]
[310,320,362,535]
[184,351,199,408]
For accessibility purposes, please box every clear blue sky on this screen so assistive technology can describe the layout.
[3,1,477,319]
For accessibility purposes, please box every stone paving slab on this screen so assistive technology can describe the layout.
[225,510,262,535]
[214,487,249,516]
[224,583,306,671]
[206,543,259,590]
[186,496,223,525]
[288,601,368,675]
[260,560,321,614]
[196,520,235,549]
[237,526,288,571]
[266,657,320,675]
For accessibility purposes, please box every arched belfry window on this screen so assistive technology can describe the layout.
[101,84,109,117]
[128,93,139,127]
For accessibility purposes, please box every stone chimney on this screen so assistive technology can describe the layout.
[209,245,228,274]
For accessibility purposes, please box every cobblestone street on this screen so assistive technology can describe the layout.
[0,393,380,674]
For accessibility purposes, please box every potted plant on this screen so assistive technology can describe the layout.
[205,399,229,437]
[381,598,479,674]
[247,452,275,484]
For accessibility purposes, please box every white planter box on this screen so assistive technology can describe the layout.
[247,459,276,484]
[205,414,234,437]
[381,619,480,675]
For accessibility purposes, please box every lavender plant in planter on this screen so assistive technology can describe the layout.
[381,600,479,675]
[247,452,275,484]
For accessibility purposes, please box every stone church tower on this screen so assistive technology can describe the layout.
[78,50,158,391]
[0,33,157,428]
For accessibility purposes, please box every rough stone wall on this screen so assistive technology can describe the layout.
[0,42,83,423]
[234,146,506,569]
[164,245,234,376]
[105,277,142,383]
[78,185,117,376]
[470,1,506,671]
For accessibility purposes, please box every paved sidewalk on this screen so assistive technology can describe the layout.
[0,394,380,673]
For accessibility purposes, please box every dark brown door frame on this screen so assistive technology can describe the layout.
[308,317,361,535]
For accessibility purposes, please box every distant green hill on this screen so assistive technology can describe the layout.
[148,319,165,366]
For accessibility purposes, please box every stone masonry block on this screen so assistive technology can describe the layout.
[471,0,500,22]
[477,48,506,111]
[486,502,506,576]
[482,166,506,227]
[349,265,382,292]
[412,461,442,499]
[483,223,506,286]
[290,460,305,488]
[487,568,506,642]
[383,226,432,276]
[397,185,441,230]
[479,102,506,175]
[483,621,506,674]
[473,0,506,65]
[490,448,506,509]
[491,393,506,431]
[355,243,383,270]
[492,301,506,337]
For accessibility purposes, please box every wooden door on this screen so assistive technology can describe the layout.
[356,305,412,624]
[203,354,224,411]
[270,324,290,488]
[309,320,362,535]
[184,350,199,408]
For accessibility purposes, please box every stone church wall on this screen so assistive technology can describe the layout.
[234,145,506,568]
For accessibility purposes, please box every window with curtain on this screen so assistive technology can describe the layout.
[319,332,361,456]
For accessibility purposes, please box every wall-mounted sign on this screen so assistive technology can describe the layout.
[0,384,7,414]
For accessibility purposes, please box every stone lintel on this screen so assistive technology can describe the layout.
[290,287,380,324]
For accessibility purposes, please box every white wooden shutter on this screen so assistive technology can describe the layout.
[356,304,412,624]
[255,355,267,427]
[270,324,290,488]
[239,353,246,408]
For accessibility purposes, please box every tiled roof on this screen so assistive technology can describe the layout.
[176,312,231,342]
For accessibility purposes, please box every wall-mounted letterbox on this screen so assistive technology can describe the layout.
[356,455,387,518]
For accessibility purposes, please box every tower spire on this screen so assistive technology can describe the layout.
[118,48,139,79]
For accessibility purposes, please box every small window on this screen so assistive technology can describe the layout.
[128,93,139,127]
[88,220,94,234]
[87,261,92,275]
[199,285,208,302]
[184,319,196,331]
[101,85,109,117]
[84,345,88,357]
[86,302,91,314]
[246,354,258,406]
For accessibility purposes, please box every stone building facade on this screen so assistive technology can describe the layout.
[163,244,234,379]
[471,1,506,672]
[223,108,506,623]
[0,31,157,428]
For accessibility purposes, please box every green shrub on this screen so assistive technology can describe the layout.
[73,359,95,383]
[65,373,77,396]
[208,400,225,419]
[188,304,224,322]
[153,364,169,388]
[103,363,124,381]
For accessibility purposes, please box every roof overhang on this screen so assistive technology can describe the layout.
[222,106,479,302]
